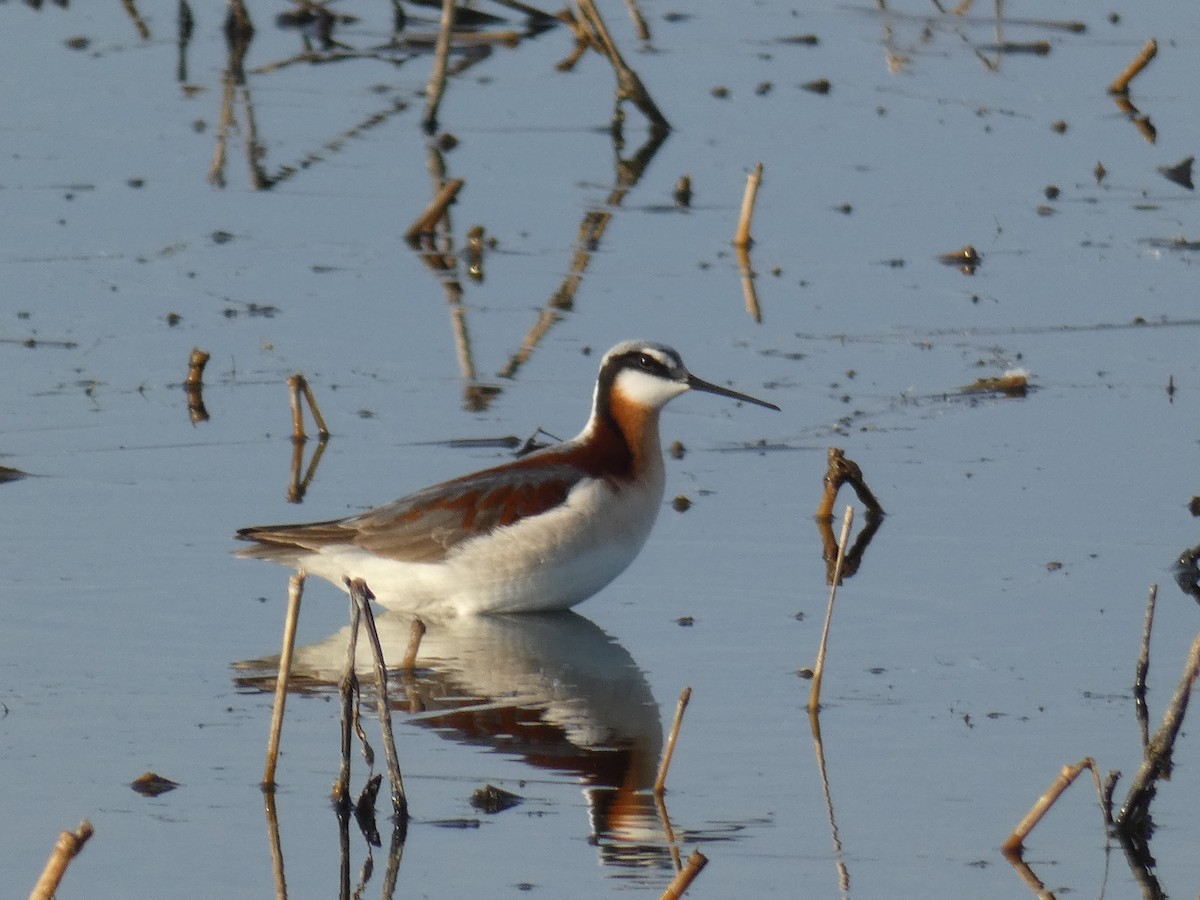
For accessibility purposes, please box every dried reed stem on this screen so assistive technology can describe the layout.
[732,163,764,249]
[575,0,670,130]
[659,849,708,899]
[1002,757,1103,855]
[654,686,692,796]
[184,347,211,424]
[807,505,854,712]
[1133,584,1157,749]
[1108,38,1157,95]
[1117,627,1200,831]
[287,373,330,443]
[185,347,209,388]
[29,820,94,900]
[422,0,457,132]
[263,572,305,789]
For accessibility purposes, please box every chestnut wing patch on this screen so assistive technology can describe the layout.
[237,464,585,564]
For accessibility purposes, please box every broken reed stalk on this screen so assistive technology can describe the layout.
[807,505,854,713]
[29,820,94,900]
[817,447,885,521]
[263,572,305,789]
[1001,757,1104,855]
[1108,38,1157,95]
[346,578,408,821]
[574,0,670,130]
[654,686,692,796]
[286,373,330,443]
[185,347,210,388]
[1117,626,1200,830]
[732,162,764,249]
[659,849,708,900]
[184,347,211,424]
[403,178,466,245]
[422,0,457,132]
[400,618,426,671]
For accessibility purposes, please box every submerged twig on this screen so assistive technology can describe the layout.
[654,687,692,796]
[263,572,305,790]
[29,820,94,900]
[808,505,853,712]
[732,162,763,249]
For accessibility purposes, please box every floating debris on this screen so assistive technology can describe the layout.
[672,495,692,512]
[979,41,1051,56]
[938,244,980,275]
[130,772,179,797]
[470,784,522,814]
[1157,156,1194,190]
[0,466,28,485]
[961,369,1031,397]
[801,78,831,95]
[673,174,692,208]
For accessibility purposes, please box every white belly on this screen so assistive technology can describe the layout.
[297,475,663,615]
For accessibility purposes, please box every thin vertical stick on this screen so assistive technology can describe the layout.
[422,0,457,131]
[298,377,329,438]
[29,820,94,900]
[659,849,708,899]
[808,506,854,712]
[287,374,306,443]
[263,572,305,789]
[732,162,764,248]
[654,686,692,795]
[1133,583,1157,750]
[346,578,408,820]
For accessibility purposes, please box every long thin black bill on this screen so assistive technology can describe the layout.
[687,374,779,411]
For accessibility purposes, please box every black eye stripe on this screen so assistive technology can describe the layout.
[625,351,671,377]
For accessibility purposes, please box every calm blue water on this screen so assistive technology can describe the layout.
[4,2,1200,897]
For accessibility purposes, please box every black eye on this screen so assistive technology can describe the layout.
[636,353,656,370]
